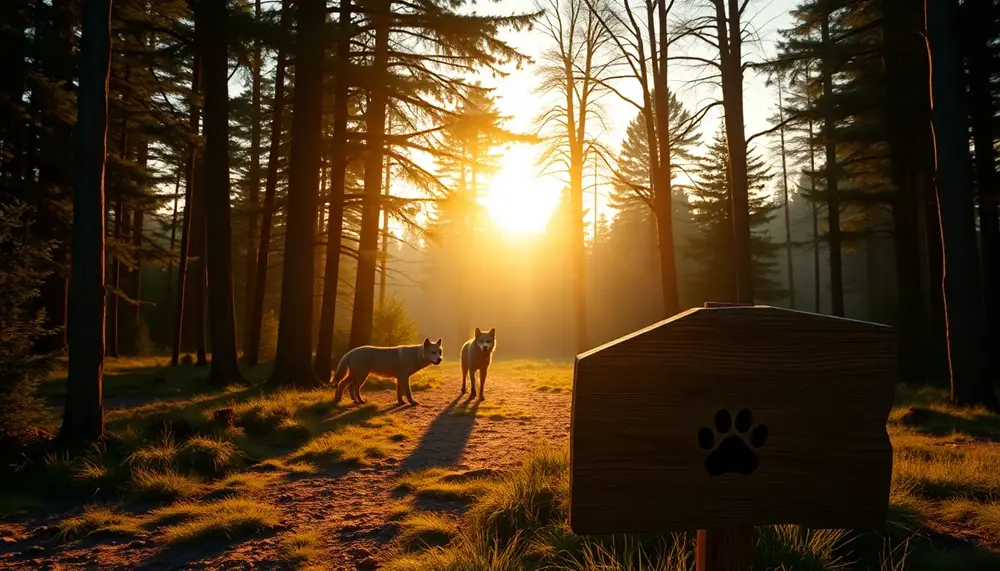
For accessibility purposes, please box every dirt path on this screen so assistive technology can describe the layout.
[0,369,572,570]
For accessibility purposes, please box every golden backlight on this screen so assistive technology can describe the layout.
[478,143,562,235]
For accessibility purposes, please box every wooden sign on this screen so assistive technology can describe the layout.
[569,305,897,535]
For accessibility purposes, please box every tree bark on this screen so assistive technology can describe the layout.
[272,0,326,386]
[194,0,246,386]
[242,0,263,355]
[882,0,934,383]
[171,56,202,366]
[777,79,796,309]
[348,0,390,351]
[715,0,754,304]
[247,0,289,367]
[379,156,391,310]
[184,149,208,365]
[820,10,844,317]
[926,0,999,409]
[61,0,111,444]
[652,0,679,317]
[964,0,1000,382]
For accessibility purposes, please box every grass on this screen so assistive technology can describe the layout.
[293,414,413,465]
[58,505,146,539]
[384,384,1000,571]
[485,360,573,393]
[449,399,533,422]
[398,512,458,551]
[278,529,323,567]
[155,497,280,544]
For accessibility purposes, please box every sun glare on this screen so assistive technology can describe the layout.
[479,144,562,236]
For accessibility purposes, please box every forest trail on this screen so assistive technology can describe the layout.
[0,367,573,570]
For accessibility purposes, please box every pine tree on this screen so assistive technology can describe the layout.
[686,126,782,303]
[61,0,112,445]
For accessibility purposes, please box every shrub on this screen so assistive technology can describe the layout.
[0,201,58,442]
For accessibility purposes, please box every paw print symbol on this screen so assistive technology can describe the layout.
[697,408,769,476]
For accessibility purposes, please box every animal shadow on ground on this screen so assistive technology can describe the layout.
[136,531,278,571]
[398,397,479,472]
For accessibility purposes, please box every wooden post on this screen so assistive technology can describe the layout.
[697,303,754,571]
[696,528,753,571]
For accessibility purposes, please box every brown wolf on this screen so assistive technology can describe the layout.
[461,328,496,399]
[330,338,443,406]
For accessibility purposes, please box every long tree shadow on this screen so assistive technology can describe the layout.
[397,396,479,473]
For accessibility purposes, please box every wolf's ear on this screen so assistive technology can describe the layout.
[475,327,482,337]
[488,328,496,337]
[423,337,431,347]
[434,338,442,346]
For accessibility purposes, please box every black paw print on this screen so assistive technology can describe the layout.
[697,408,769,476]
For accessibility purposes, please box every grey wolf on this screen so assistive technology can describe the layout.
[461,328,496,399]
[331,338,443,406]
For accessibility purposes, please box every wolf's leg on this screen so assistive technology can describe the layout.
[478,367,488,400]
[357,376,370,404]
[348,372,366,405]
[403,376,419,405]
[395,376,406,405]
[461,363,468,394]
[334,374,352,404]
[469,369,478,398]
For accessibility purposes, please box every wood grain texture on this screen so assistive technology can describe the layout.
[696,528,753,571]
[569,305,896,534]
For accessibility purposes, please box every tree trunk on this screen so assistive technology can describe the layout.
[777,80,796,309]
[107,195,123,357]
[61,0,111,444]
[242,0,263,355]
[926,0,999,410]
[807,109,821,313]
[166,168,182,299]
[964,0,1000,383]
[171,56,202,366]
[247,0,289,367]
[715,0,754,304]
[653,0,679,317]
[379,156,391,310]
[314,7,348,374]
[820,10,844,317]
[194,0,246,386]
[348,0,390,351]
[184,149,208,365]
[131,141,147,324]
[882,0,934,383]
[272,0,326,386]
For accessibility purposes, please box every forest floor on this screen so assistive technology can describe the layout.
[0,358,573,570]
[1,358,999,570]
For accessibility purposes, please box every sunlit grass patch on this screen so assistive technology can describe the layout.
[57,505,145,540]
[208,472,280,498]
[450,400,532,422]
[256,458,318,475]
[398,512,458,551]
[487,360,573,393]
[395,468,496,503]
[293,415,413,466]
[176,435,243,476]
[278,529,323,567]
[129,467,202,501]
[153,497,280,544]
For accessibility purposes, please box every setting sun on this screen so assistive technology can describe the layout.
[479,144,563,235]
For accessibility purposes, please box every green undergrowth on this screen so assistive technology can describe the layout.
[384,386,1000,571]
